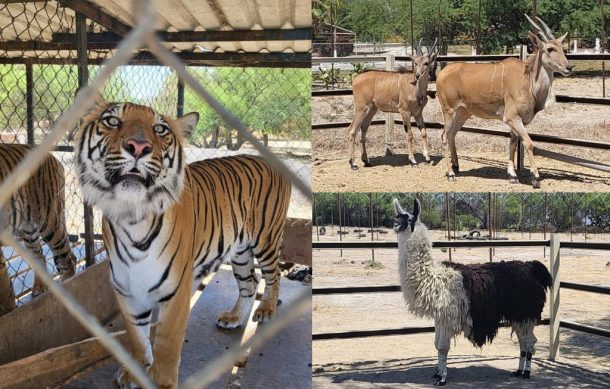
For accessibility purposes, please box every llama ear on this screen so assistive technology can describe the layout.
[412,198,421,221]
[393,198,404,215]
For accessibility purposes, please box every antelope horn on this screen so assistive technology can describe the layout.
[431,37,439,54]
[525,14,549,42]
[417,37,423,56]
[536,16,556,40]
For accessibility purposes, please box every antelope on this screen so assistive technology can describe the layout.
[436,15,573,188]
[347,39,438,170]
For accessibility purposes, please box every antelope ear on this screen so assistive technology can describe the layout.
[176,112,199,137]
[393,198,404,216]
[412,198,421,221]
[528,31,543,49]
[557,32,568,44]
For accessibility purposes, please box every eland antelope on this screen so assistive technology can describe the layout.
[348,39,439,170]
[436,15,573,188]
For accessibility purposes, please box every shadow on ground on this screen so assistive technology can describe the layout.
[313,355,610,388]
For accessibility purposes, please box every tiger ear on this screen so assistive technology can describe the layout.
[176,112,199,137]
[69,94,109,141]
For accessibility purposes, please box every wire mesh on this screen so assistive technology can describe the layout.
[0,1,311,386]
[0,1,312,312]
[313,192,610,241]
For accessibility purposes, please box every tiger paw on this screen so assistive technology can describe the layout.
[216,311,242,329]
[114,366,140,389]
[253,301,276,323]
[31,283,47,297]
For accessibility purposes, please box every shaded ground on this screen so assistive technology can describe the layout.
[313,229,610,388]
[313,77,610,192]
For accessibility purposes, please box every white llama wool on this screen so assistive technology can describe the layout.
[393,198,551,386]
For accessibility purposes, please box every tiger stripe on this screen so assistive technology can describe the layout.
[75,101,291,388]
[0,144,76,317]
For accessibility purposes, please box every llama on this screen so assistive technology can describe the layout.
[393,198,552,386]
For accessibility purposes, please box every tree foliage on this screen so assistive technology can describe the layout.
[330,0,610,54]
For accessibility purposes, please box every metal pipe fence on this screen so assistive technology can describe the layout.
[0,0,311,387]
[312,235,610,361]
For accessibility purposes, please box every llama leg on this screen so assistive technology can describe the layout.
[434,322,450,386]
[512,324,526,376]
[522,322,537,379]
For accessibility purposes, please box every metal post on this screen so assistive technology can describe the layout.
[549,233,560,360]
[25,62,34,145]
[476,0,481,55]
[369,193,374,262]
[602,0,606,97]
[445,192,452,262]
[338,194,343,258]
[409,0,414,55]
[76,11,95,267]
[177,78,185,117]
[314,195,319,242]
[532,0,537,19]
[385,54,395,156]
[543,193,547,257]
[488,192,492,262]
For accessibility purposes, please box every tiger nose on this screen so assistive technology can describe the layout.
[124,139,152,158]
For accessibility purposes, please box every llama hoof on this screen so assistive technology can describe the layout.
[447,174,456,182]
[410,161,418,167]
[512,370,523,377]
[433,377,447,386]
[433,373,442,379]
[531,178,540,189]
[350,165,358,171]
[522,370,531,379]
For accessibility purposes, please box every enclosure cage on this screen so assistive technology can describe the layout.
[0,1,312,387]
[0,0,312,309]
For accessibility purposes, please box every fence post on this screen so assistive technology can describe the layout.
[76,11,95,267]
[549,233,561,361]
[384,54,395,156]
[25,61,34,145]
[177,78,185,117]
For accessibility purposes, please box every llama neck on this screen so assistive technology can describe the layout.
[398,224,436,281]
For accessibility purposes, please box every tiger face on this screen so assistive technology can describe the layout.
[75,101,198,222]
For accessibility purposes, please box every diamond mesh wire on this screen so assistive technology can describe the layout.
[0,1,311,313]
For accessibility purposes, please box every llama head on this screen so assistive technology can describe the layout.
[393,198,420,236]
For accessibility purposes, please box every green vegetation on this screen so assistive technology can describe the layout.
[314,193,610,233]
[315,0,610,54]
[0,65,310,149]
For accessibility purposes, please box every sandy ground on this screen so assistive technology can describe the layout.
[313,77,610,192]
[312,229,610,388]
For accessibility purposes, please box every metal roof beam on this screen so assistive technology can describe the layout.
[57,0,130,36]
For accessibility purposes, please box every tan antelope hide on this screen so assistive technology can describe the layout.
[347,39,438,170]
[436,15,573,188]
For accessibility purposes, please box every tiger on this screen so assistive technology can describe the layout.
[74,100,291,389]
[0,144,76,317]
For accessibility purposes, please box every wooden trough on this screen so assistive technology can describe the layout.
[0,218,312,389]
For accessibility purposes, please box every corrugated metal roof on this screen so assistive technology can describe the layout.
[0,0,311,60]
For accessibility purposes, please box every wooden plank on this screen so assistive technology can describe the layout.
[65,269,249,388]
[282,218,312,267]
[0,328,132,389]
[0,260,118,365]
[240,278,312,389]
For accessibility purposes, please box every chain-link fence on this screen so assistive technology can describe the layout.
[0,1,311,313]
[314,192,610,243]
[0,2,311,384]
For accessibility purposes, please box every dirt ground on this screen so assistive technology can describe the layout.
[312,229,610,388]
[313,77,610,192]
